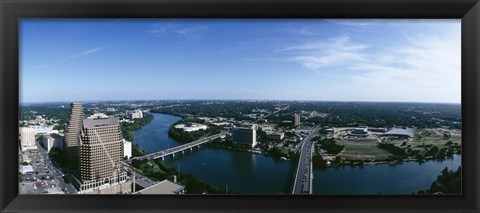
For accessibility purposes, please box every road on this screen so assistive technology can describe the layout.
[292,126,320,194]
[120,162,156,191]
[129,133,226,162]
[19,143,77,194]
[36,144,77,194]
[134,176,155,189]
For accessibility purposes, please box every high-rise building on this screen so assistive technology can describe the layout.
[232,126,257,148]
[77,117,131,194]
[294,113,301,126]
[19,127,36,151]
[65,103,84,165]
[79,117,123,180]
[42,135,55,152]
[128,109,143,119]
[42,133,64,153]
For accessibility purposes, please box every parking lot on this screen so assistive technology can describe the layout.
[19,142,77,194]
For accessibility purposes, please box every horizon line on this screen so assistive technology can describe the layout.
[19,98,462,105]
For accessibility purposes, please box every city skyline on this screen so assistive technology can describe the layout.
[20,19,461,103]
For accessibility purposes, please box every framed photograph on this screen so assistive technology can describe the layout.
[1,0,479,212]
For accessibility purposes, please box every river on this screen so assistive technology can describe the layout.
[133,113,461,194]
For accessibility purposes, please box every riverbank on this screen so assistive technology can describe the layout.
[149,109,185,119]
[131,158,241,194]
[415,166,461,194]
[313,151,462,170]
[313,134,462,169]
[166,118,301,161]
[128,113,241,194]
[120,113,154,157]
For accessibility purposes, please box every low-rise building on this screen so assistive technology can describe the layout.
[368,127,387,133]
[211,122,232,127]
[267,132,285,141]
[135,179,185,194]
[19,165,34,175]
[87,113,109,119]
[259,124,275,133]
[348,126,371,138]
[123,139,132,159]
[21,154,31,163]
[19,127,37,152]
[198,117,218,123]
[30,125,56,135]
[383,127,414,138]
[174,123,208,132]
[232,126,257,148]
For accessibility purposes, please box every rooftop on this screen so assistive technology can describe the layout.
[384,127,414,137]
[135,180,185,194]
[83,117,119,128]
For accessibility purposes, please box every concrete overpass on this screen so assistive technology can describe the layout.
[128,133,226,162]
[292,126,320,194]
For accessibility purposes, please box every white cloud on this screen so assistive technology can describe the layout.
[252,23,460,102]
[151,23,210,42]
[279,35,369,69]
[68,47,105,59]
[345,29,461,102]
[25,46,106,72]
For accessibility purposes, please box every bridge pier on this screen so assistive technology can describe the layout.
[190,147,193,151]
[182,150,185,154]
[172,153,175,158]
[161,156,164,161]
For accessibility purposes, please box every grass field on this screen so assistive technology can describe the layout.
[410,136,461,151]
[336,142,393,160]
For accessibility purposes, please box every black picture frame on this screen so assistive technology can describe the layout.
[1,0,479,212]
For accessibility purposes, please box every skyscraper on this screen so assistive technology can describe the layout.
[77,117,130,194]
[294,113,301,127]
[65,103,84,166]
[80,117,123,180]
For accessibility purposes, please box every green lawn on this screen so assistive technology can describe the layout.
[336,142,393,160]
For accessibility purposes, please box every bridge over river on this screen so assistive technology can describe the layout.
[128,133,226,162]
[292,126,320,194]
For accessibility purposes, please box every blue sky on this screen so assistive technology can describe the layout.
[20,19,460,103]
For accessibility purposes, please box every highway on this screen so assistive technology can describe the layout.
[292,126,320,194]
